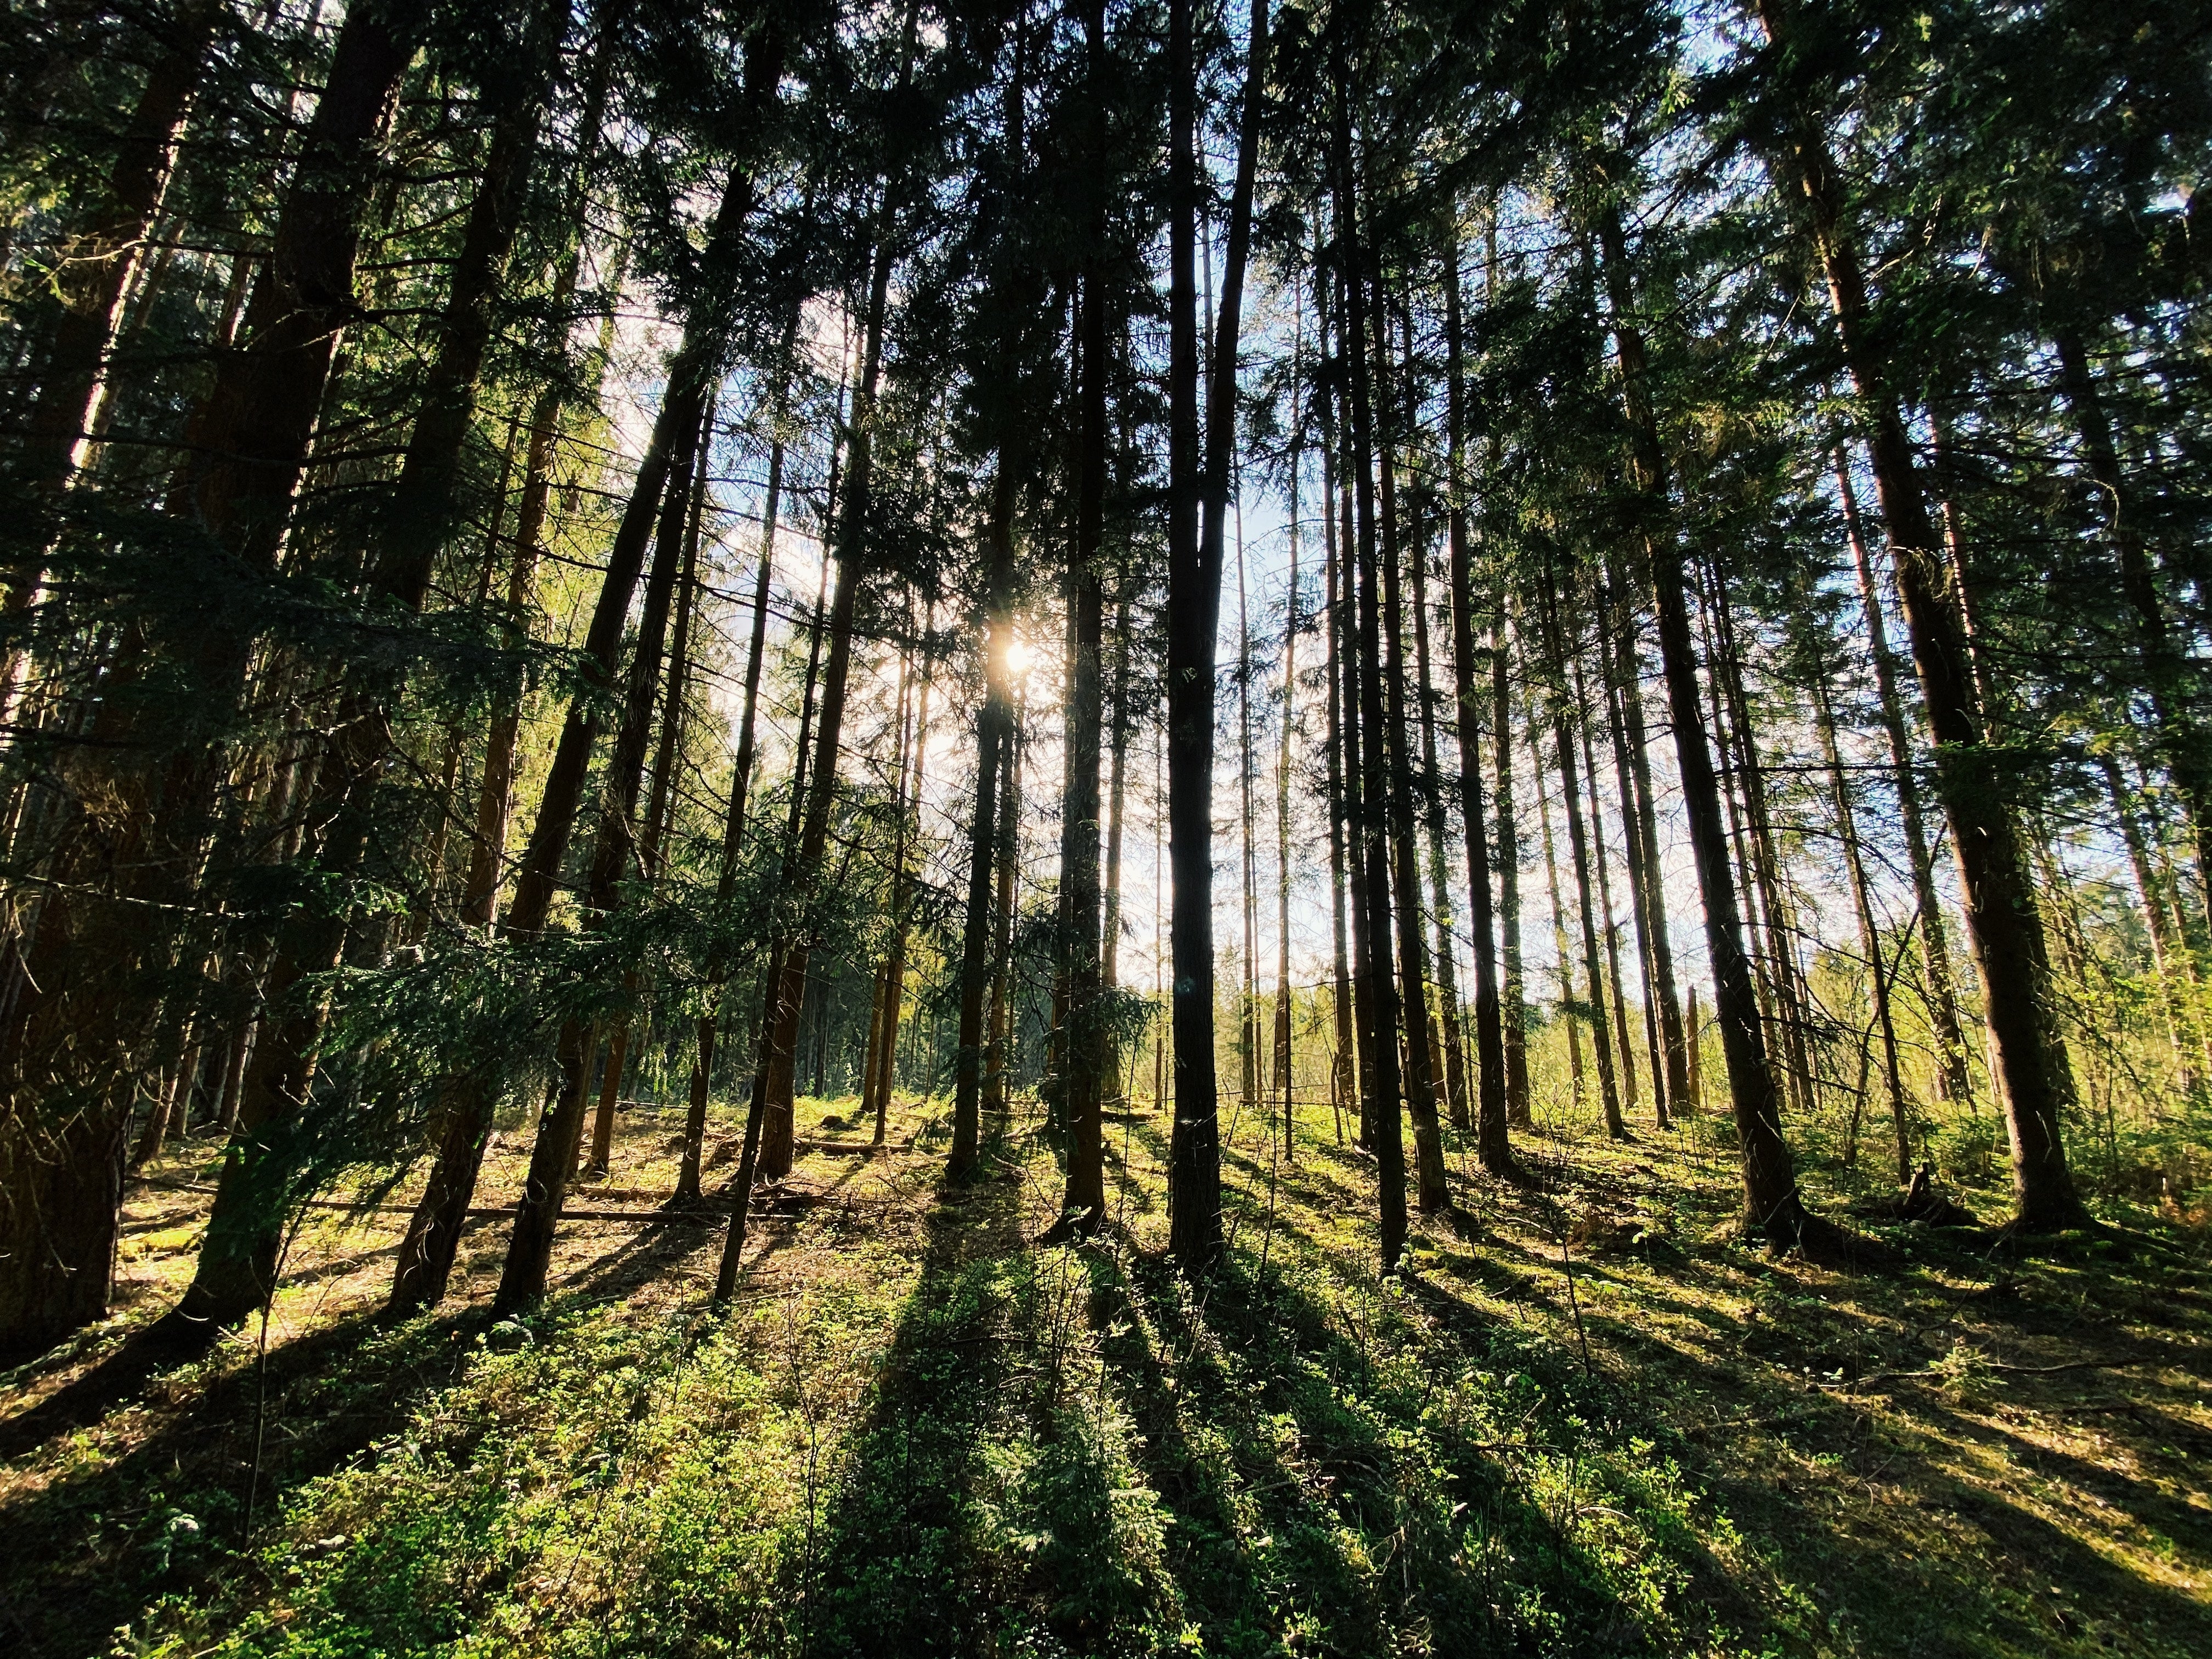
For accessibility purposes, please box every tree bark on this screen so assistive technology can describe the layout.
[1059,259,1109,1229]
[1317,257,1361,1138]
[1836,449,1974,1110]
[1753,0,2085,1227]
[1493,614,1531,1126]
[1594,205,1806,1241]
[493,403,703,1316]
[1370,293,1448,1213]
[1543,572,1625,1141]
[952,456,1017,1171]
[1334,86,1408,1267]
[1166,0,1265,1269]
[676,424,783,1201]
[1816,667,1913,1182]
[1442,239,1511,1167]
[1577,661,1643,1127]
[1533,717,1587,1113]
[1599,588,1677,1128]
[1273,398,1301,1158]
[2099,754,2202,1097]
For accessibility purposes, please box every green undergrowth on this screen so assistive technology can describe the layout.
[7,1098,2207,1658]
[99,1163,1797,1657]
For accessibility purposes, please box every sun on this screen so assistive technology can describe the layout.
[1003,637,1035,677]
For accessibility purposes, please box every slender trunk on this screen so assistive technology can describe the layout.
[1493,614,1531,1126]
[1594,204,1805,1239]
[933,0,1017,1159]
[1577,662,1641,1126]
[1411,519,1470,1134]
[1317,255,1360,1135]
[1686,984,1705,1113]
[1533,719,1586,1111]
[676,423,783,1202]
[1371,291,1447,1211]
[1817,669,1912,1182]
[5,0,223,711]
[719,9,923,1299]
[1273,378,1301,1156]
[1712,571,1818,1120]
[493,404,704,1315]
[1104,592,1132,1097]
[1060,260,1109,1227]
[1239,520,1261,1115]
[874,606,934,1143]
[1442,242,1510,1166]
[1544,574,1624,1140]
[589,419,706,1177]
[376,0,575,613]
[1335,89,1408,1266]
[17,0,220,488]
[2100,754,2202,1097]
[986,697,1022,1119]
[952,456,1018,1170]
[1836,450,1973,1108]
[1604,585,1686,1125]
[758,516,836,1171]
[864,628,918,1133]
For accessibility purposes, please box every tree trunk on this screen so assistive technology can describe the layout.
[873,606,934,1143]
[1816,667,1913,1182]
[1599,587,1677,1128]
[677,422,784,1201]
[1166,0,1265,1269]
[1273,387,1301,1158]
[1,0,429,1354]
[1370,292,1448,1214]
[1493,614,1531,1126]
[1059,259,1109,1229]
[1317,256,1361,1138]
[1754,0,2084,1227]
[1544,573,1625,1141]
[1533,720,1587,1113]
[589,420,706,1177]
[2100,753,2202,1098]
[986,697,1022,1119]
[720,10,923,1297]
[1710,570,1818,1121]
[1835,449,1974,1110]
[493,403,703,1315]
[4,0,223,712]
[1334,88,1408,1268]
[1410,512,1470,1135]
[1442,240,1512,1167]
[1594,206,1806,1241]
[952,453,1018,1171]
[1576,656,1642,1125]
[1105,592,1132,1087]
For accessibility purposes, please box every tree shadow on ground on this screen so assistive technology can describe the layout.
[780,1167,1040,1656]
[1081,1239,1661,1658]
[0,1301,477,1658]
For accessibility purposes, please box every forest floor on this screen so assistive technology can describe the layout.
[2,1090,2208,1659]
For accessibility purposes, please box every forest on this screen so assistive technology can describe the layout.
[1,0,2208,1653]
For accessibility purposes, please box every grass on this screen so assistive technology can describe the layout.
[2,1081,2208,1658]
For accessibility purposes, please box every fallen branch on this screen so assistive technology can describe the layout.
[1825,1355,2144,1392]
